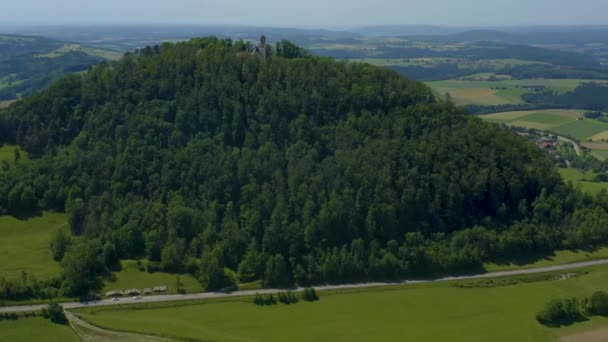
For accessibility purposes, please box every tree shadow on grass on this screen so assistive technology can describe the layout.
[487,246,604,270]
[7,208,44,221]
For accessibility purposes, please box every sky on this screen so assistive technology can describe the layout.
[1,0,607,28]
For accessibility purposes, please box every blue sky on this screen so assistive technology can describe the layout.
[1,0,606,27]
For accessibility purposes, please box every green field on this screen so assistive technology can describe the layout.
[428,79,607,106]
[559,168,608,195]
[0,144,28,167]
[550,120,608,140]
[104,260,202,296]
[0,317,79,342]
[76,265,608,342]
[479,110,608,141]
[485,246,608,272]
[36,43,122,61]
[0,212,66,280]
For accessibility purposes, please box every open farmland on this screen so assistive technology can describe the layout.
[428,79,607,106]
[480,109,584,130]
[0,317,79,342]
[76,264,608,342]
[0,212,66,280]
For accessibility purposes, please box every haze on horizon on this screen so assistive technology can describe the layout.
[1,0,607,28]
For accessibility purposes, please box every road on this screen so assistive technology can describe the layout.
[3,258,608,314]
[557,135,581,156]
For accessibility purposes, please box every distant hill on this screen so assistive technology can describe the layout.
[0,34,121,101]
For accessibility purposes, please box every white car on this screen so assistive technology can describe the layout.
[112,297,119,301]
[133,295,142,300]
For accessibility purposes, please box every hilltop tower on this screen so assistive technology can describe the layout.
[259,34,267,61]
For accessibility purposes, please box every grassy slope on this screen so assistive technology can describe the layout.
[104,260,201,295]
[485,246,608,272]
[0,144,28,166]
[77,265,608,342]
[558,168,608,195]
[0,317,79,342]
[0,212,66,280]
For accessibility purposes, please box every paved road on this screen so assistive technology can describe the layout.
[558,135,581,156]
[3,258,608,314]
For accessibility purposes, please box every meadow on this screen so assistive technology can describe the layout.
[558,168,608,195]
[0,144,28,166]
[428,79,606,106]
[0,317,79,342]
[0,212,66,280]
[76,265,608,342]
[104,260,202,296]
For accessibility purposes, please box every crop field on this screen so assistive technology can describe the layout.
[589,131,608,142]
[428,79,607,106]
[104,260,202,296]
[353,58,543,69]
[479,110,608,141]
[0,212,66,280]
[480,109,585,129]
[558,168,608,195]
[549,120,608,140]
[0,317,79,342]
[36,44,122,60]
[76,265,608,342]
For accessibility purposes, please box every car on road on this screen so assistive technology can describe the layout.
[112,297,119,301]
[133,295,142,300]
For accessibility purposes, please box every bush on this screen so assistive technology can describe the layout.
[589,291,608,316]
[41,302,68,325]
[253,293,278,306]
[302,287,319,302]
[536,298,584,326]
[277,291,298,304]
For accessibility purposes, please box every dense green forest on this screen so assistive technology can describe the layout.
[1,37,607,299]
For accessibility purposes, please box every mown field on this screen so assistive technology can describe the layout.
[0,317,79,342]
[428,79,606,106]
[0,212,66,280]
[76,265,608,342]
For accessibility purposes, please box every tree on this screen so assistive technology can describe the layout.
[301,287,319,302]
[589,291,608,316]
[66,198,85,235]
[199,249,234,291]
[50,229,70,261]
[264,254,291,288]
[42,302,67,324]
[61,239,105,297]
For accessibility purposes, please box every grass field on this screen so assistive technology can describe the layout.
[0,212,66,280]
[76,265,608,342]
[558,168,608,195]
[104,260,202,296]
[0,317,79,342]
[479,110,608,141]
[0,144,28,167]
[428,79,607,106]
[485,246,608,272]
[550,120,608,140]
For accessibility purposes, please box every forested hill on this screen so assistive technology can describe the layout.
[1,37,599,294]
